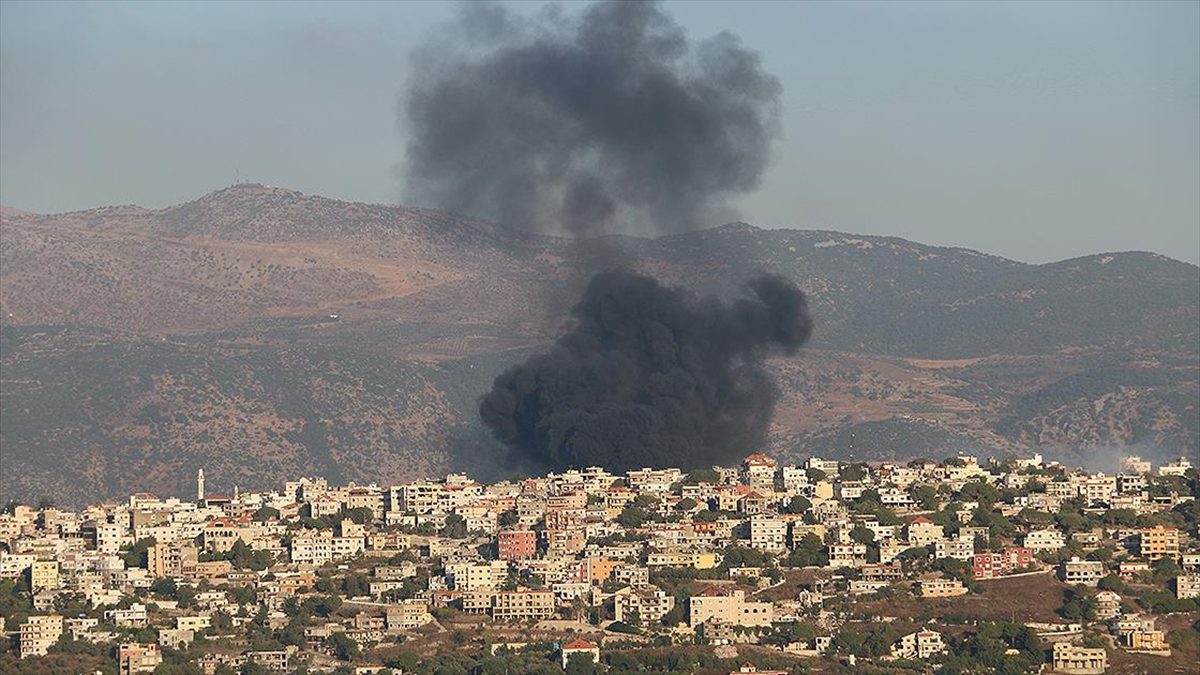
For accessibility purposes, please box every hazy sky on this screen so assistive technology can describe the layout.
[2,1,1197,264]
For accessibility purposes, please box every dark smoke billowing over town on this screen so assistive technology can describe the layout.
[400,0,810,471]
[402,0,782,236]
[479,270,813,472]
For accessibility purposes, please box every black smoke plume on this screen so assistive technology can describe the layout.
[401,0,782,236]
[479,269,813,472]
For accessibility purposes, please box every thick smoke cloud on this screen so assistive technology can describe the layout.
[479,269,813,472]
[402,0,782,236]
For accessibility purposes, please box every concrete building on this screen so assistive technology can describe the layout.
[906,517,944,547]
[491,589,554,621]
[118,643,163,675]
[614,586,675,625]
[1052,642,1107,674]
[920,578,968,598]
[560,639,600,668]
[1023,529,1066,552]
[19,614,63,658]
[1138,526,1180,560]
[749,516,787,553]
[891,629,946,660]
[147,543,198,578]
[688,587,773,628]
[1061,557,1105,586]
[1175,574,1200,600]
[29,560,59,593]
[497,530,537,561]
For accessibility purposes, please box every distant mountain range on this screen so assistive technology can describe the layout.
[2,184,1196,505]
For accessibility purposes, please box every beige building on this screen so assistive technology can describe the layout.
[491,589,554,621]
[1052,642,1107,674]
[1138,526,1180,560]
[613,586,675,625]
[386,600,434,630]
[749,516,787,553]
[920,578,967,598]
[891,629,946,660]
[147,543,198,578]
[1023,529,1066,552]
[1176,574,1200,600]
[1061,557,1105,586]
[906,517,944,547]
[19,614,63,658]
[688,587,773,628]
[118,643,163,675]
[29,560,59,593]
[446,560,509,591]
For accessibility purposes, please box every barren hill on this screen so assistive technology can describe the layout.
[2,184,1196,504]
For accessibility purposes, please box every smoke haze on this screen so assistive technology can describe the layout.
[401,0,782,236]
[479,269,812,472]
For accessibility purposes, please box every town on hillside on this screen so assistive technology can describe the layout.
[0,453,1197,675]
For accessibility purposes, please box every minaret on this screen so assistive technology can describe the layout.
[197,468,205,503]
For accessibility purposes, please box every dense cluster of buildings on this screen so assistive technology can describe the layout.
[0,452,1194,673]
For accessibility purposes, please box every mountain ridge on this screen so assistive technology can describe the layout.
[1,185,1196,505]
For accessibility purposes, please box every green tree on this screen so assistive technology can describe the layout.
[328,632,360,661]
[441,513,469,539]
[251,507,280,522]
[784,496,811,514]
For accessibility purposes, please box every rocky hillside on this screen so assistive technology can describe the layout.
[2,184,1196,504]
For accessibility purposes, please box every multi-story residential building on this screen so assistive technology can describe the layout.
[118,642,163,675]
[1138,526,1180,560]
[613,586,675,625]
[1080,476,1117,505]
[646,550,717,569]
[491,589,554,621]
[688,587,773,628]
[1022,528,1066,552]
[906,517,944,547]
[19,614,63,658]
[1120,456,1152,474]
[497,530,537,561]
[806,458,840,476]
[289,532,334,566]
[29,560,59,593]
[386,600,434,630]
[971,547,1033,580]
[1061,557,1105,586]
[1095,590,1122,620]
[890,629,946,660]
[446,560,509,592]
[147,543,198,578]
[545,528,586,557]
[749,516,787,553]
[1052,642,1107,674]
[390,482,443,514]
[827,543,867,568]
[934,538,974,561]
[1158,456,1193,477]
[105,603,149,628]
[1175,574,1200,600]
[742,453,777,493]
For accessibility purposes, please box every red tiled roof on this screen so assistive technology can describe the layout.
[563,639,598,650]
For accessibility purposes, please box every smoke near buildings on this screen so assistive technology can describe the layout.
[400,1,808,471]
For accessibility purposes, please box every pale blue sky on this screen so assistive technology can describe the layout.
[2,1,1197,263]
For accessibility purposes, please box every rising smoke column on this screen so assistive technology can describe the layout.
[401,1,807,472]
[478,269,813,472]
[401,0,782,236]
